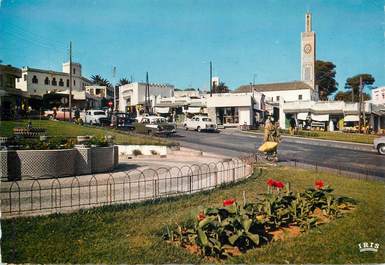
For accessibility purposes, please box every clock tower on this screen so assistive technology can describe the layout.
[301,12,316,90]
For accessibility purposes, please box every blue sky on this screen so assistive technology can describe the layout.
[0,0,384,93]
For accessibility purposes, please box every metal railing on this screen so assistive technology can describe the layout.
[1,157,254,218]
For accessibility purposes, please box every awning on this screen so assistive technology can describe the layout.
[187,107,201,113]
[344,115,359,122]
[297,112,309,120]
[154,107,170,114]
[311,114,329,122]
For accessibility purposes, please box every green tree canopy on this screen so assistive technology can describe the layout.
[315,60,338,100]
[90,74,111,87]
[117,78,130,86]
[335,74,375,102]
[212,82,229,93]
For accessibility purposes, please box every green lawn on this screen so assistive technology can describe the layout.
[0,119,178,146]
[2,166,384,264]
[247,129,378,144]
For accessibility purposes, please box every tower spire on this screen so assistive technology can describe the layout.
[305,12,312,32]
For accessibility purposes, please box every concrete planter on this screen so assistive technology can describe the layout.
[1,145,119,179]
[117,145,168,156]
[1,149,77,180]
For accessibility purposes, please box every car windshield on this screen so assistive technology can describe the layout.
[94,111,105,115]
[202,118,212,122]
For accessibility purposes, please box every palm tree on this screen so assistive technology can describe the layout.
[117,78,130,86]
[90,74,111,87]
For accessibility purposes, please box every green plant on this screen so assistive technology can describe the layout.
[132,149,142,156]
[150,150,158,155]
[164,179,356,259]
[164,200,266,258]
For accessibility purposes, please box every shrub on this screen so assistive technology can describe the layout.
[150,150,158,155]
[132,149,142,156]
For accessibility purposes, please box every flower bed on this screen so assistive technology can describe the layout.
[163,179,356,259]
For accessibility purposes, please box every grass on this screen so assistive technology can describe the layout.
[0,119,178,146]
[1,166,384,264]
[248,128,378,144]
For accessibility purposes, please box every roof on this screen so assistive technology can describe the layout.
[0,64,22,77]
[235,81,313,93]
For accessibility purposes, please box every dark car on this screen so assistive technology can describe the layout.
[134,116,176,136]
[110,112,135,131]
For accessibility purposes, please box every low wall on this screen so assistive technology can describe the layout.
[0,146,118,179]
[117,145,168,156]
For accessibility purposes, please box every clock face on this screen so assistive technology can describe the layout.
[304,44,312,54]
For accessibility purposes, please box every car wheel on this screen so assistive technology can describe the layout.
[378,144,385,155]
[184,124,188,131]
[47,115,54,120]
[197,126,201,132]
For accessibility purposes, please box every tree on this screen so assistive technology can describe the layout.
[117,78,130,86]
[212,82,229,93]
[315,60,338,100]
[335,74,375,102]
[90,74,111,87]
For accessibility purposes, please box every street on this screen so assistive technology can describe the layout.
[175,128,385,178]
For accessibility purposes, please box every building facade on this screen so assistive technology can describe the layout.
[371,87,385,105]
[0,64,31,119]
[17,62,92,97]
[118,82,174,113]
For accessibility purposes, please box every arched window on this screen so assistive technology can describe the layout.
[73,80,76,86]
[59,78,64,86]
[32,75,38,84]
[66,79,69,87]
[44,77,50,85]
[52,77,57,86]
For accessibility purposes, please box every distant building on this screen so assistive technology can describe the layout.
[17,62,92,97]
[212,76,220,87]
[0,64,31,119]
[118,82,174,113]
[85,85,110,99]
[371,87,385,105]
[235,81,317,128]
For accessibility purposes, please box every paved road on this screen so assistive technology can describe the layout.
[175,129,385,178]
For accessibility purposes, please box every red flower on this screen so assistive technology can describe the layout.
[197,212,205,221]
[267,179,275,187]
[223,198,236,207]
[315,180,324,189]
[274,181,285,189]
[267,179,285,189]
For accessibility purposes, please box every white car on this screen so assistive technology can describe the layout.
[184,115,217,132]
[374,136,385,155]
[84,110,108,125]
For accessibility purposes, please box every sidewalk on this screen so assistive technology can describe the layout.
[221,128,374,152]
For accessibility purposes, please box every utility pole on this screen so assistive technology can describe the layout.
[209,61,212,97]
[145,72,149,113]
[358,76,362,133]
[69,41,72,121]
[112,66,116,111]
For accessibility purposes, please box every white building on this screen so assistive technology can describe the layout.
[85,85,110,99]
[118,82,174,113]
[17,62,92,97]
[282,100,374,131]
[371,87,385,105]
[206,92,265,127]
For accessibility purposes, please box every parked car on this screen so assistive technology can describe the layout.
[110,112,135,130]
[134,116,176,136]
[184,115,217,132]
[84,110,108,125]
[44,108,73,121]
[374,136,385,155]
